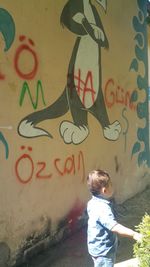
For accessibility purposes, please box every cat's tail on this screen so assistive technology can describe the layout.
[18,89,69,138]
[18,118,52,138]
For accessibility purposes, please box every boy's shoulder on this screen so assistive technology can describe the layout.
[89,195,111,203]
[87,195,111,209]
[87,196,115,221]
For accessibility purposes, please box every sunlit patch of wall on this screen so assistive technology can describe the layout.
[0,1,149,266]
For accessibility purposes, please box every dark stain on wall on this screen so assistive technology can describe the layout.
[0,242,10,267]
[114,156,120,173]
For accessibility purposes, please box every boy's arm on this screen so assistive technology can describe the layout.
[111,223,142,242]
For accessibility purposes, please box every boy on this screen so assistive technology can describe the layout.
[87,169,142,267]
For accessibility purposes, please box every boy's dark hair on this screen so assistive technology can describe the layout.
[87,169,110,196]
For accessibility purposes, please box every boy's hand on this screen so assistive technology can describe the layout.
[133,232,143,242]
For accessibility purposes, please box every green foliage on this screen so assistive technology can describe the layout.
[134,213,150,267]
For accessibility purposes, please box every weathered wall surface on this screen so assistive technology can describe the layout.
[148,25,150,85]
[0,0,149,266]
[148,23,150,146]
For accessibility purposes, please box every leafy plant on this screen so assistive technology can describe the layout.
[134,213,150,267]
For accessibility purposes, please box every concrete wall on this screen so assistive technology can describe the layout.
[148,22,150,146]
[0,0,149,266]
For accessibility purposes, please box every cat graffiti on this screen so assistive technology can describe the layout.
[18,0,121,144]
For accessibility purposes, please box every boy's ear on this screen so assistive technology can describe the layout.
[101,187,106,194]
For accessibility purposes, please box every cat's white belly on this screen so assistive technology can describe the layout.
[74,36,99,108]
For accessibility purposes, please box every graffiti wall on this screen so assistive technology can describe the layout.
[0,0,149,265]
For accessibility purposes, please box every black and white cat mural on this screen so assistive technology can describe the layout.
[18,0,121,144]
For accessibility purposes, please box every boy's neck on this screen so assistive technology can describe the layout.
[95,193,112,201]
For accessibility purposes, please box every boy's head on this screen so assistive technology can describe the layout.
[87,169,113,198]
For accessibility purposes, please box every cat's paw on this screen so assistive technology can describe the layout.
[103,121,121,141]
[60,121,89,144]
